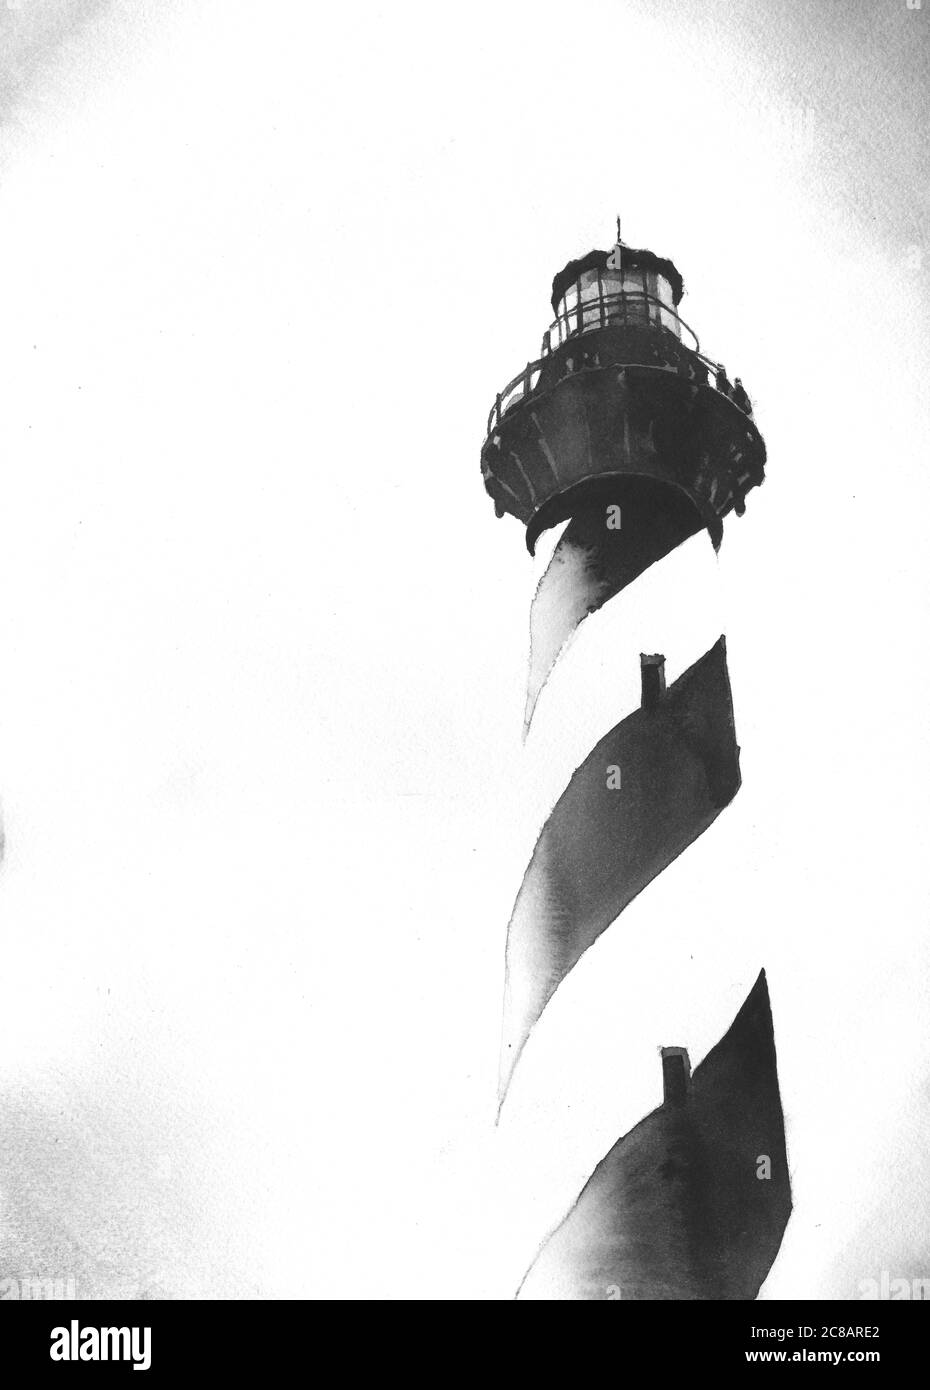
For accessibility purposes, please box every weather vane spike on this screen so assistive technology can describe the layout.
[606,218,624,271]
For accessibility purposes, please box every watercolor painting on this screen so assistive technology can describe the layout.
[0,0,927,1317]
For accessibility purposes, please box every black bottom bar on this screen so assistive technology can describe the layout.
[0,1298,920,1378]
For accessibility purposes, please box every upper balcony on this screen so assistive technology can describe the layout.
[486,285,752,438]
[543,287,698,355]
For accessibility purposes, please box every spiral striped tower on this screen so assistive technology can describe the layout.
[481,225,791,1301]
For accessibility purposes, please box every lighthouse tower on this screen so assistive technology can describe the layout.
[481,226,791,1301]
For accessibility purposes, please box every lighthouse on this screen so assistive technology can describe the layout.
[482,225,791,1300]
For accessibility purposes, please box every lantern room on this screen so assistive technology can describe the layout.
[545,244,687,352]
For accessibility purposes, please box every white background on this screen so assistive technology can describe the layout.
[0,0,927,1299]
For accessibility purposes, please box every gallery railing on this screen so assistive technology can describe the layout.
[486,291,742,436]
